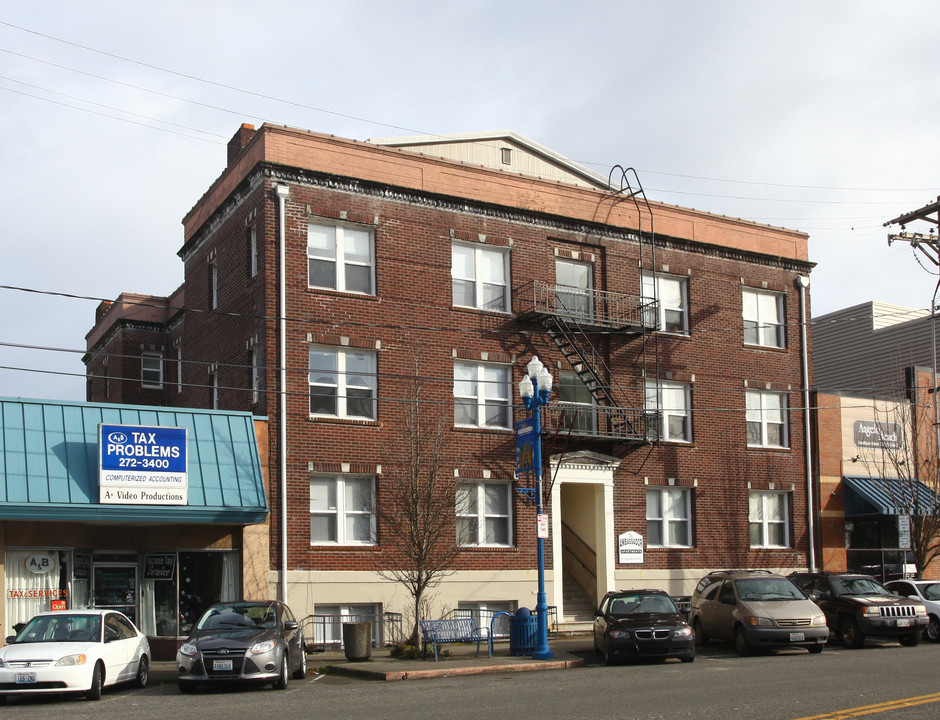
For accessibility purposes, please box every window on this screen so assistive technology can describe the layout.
[141,352,162,388]
[250,345,261,405]
[307,222,375,294]
[309,347,377,420]
[209,260,218,309]
[557,370,596,434]
[746,390,788,448]
[453,361,511,428]
[457,481,512,546]
[645,380,691,442]
[175,346,182,394]
[309,475,375,545]
[749,491,790,548]
[451,243,509,311]
[458,601,514,637]
[555,259,592,321]
[210,370,218,409]
[646,487,691,547]
[249,226,258,278]
[500,147,512,165]
[743,289,784,348]
[642,273,688,333]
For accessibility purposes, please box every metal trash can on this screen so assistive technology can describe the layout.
[509,608,537,656]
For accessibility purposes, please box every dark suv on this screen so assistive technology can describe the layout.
[789,572,928,648]
[690,570,829,656]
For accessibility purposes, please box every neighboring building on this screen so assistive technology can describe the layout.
[84,123,815,634]
[813,301,940,581]
[0,397,269,658]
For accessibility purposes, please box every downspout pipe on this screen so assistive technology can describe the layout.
[797,275,816,573]
[275,183,290,604]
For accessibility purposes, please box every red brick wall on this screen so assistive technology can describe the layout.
[168,170,813,576]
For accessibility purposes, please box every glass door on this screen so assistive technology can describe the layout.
[92,564,139,627]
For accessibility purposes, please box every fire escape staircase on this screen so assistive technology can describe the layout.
[514,280,660,444]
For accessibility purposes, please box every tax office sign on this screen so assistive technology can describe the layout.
[99,424,188,505]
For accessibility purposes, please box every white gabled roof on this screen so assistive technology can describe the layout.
[368,130,613,191]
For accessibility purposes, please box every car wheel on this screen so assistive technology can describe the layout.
[134,656,149,688]
[900,631,920,647]
[680,655,695,663]
[292,646,307,679]
[693,618,709,645]
[734,627,750,657]
[272,654,289,690]
[840,618,864,649]
[86,662,104,701]
[178,682,195,694]
[927,616,940,642]
[807,643,824,654]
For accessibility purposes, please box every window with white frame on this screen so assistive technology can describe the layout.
[309,475,376,545]
[250,345,261,405]
[646,486,692,547]
[749,490,790,547]
[642,272,689,334]
[307,222,375,294]
[249,226,258,278]
[746,390,788,448]
[645,380,691,442]
[456,481,512,546]
[309,347,377,420]
[557,370,596,434]
[453,361,511,428]
[451,243,510,312]
[209,260,218,309]
[742,289,785,348]
[141,352,162,388]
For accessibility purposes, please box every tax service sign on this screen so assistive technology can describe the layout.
[98,424,188,505]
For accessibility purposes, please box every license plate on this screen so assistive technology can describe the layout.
[16,672,37,684]
[897,618,912,628]
[789,632,805,642]
[213,659,233,671]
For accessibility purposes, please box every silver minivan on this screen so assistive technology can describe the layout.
[690,570,828,655]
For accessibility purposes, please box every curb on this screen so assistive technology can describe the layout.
[327,656,584,681]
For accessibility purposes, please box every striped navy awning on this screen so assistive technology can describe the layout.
[843,475,936,517]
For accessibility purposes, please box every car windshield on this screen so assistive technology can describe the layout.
[919,582,940,601]
[14,614,101,643]
[196,603,279,630]
[831,576,888,596]
[609,594,677,616]
[735,577,805,601]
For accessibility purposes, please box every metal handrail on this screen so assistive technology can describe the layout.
[514,280,658,331]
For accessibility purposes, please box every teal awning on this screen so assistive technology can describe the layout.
[0,398,268,524]
[843,475,936,517]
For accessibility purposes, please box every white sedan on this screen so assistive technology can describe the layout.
[0,609,150,702]
[886,579,940,642]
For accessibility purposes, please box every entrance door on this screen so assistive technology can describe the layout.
[92,564,139,627]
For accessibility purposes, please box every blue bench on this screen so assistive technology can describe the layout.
[420,618,487,661]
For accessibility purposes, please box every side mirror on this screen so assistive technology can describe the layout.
[284,620,298,631]
[594,609,603,618]
[4,635,14,644]
[181,623,193,635]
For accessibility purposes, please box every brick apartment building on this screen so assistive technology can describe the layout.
[84,123,815,638]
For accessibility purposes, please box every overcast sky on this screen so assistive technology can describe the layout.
[2,1,939,402]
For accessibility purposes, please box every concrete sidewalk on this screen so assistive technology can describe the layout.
[150,634,590,683]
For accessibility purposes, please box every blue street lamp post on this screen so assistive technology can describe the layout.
[519,356,554,660]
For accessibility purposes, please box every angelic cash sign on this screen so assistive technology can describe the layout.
[853,419,903,450]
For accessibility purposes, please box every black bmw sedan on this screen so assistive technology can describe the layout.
[593,589,695,665]
[177,600,307,692]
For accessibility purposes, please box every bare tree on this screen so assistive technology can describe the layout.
[376,368,462,646]
[856,391,940,577]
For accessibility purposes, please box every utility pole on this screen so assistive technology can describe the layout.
[884,199,940,524]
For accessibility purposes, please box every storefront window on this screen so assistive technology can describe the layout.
[4,549,70,634]
[178,551,239,628]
